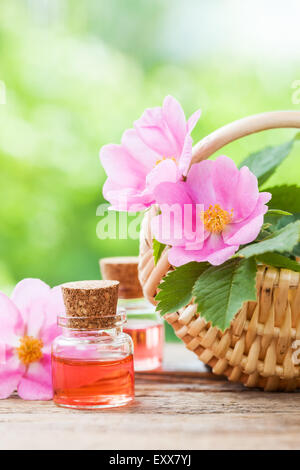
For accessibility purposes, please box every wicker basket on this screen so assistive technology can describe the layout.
[138,111,300,391]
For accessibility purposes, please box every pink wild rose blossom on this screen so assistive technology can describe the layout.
[100,95,201,211]
[152,155,272,266]
[0,279,64,400]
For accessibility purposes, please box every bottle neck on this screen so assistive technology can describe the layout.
[60,326,123,338]
[57,309,126,335]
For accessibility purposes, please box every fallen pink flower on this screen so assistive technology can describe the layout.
[100,95,201,211]
[0,279,63,400]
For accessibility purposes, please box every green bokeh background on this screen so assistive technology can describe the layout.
[0,0,299,305]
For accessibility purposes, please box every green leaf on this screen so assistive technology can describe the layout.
[155,262,209,316]
[265,184,300,213]
[275,213,300,229]
[256,253,300,272]
[293,244,300,257]
[239,139,295,186]
[152,238,166,265]
[255,223,275,242]
[193,258,257,331]
[267,209,292,216]
[255,228,273,241]
[264,209,293,228]
[275,214,300,256]
[238,221,300,258]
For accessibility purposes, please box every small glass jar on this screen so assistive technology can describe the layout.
[120,298,164,371]
[51,310,134,410]
[100,257,165,372]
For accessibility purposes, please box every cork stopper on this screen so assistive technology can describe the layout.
[61,280,120,330]
[100,256,143,299]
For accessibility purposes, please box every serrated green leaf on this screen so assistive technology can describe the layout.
[238,221,300,258]
[256,253,300,272]
[155,262,209,316]
[265,184,300,213]
[152,238,166,265]
[239,139,295,186]
[193,258,257,331]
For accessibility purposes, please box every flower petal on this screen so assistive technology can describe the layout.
[154,181,192,207]
[100,144,146,189]
[39,286,63,346]
[18,354,53,400]
[225,214,265,246]
[232,165,259,222]
[168,245,198,266]
[44,286,64,326]
[198,233,238,265]
[187,109,201,133]
[152,182,194,246]
[146,158,179,193]
[178,135,193,177]
[212,156,240,210]
[206,245,239,265]
[0,355,24,399]
[259,191,272,205]
[166,241,212,266]
[103,179,153,212]
[186,159,216,207]
[223,192,271,246]
[168,234,238,267]
[0,293,24,345]
[162,95,187,154]
[135,107,179,157]
[152,214,182,247]
[11,279,50,338]
[121,129,159,171]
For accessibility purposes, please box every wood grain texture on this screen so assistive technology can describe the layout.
[1,344,300,450]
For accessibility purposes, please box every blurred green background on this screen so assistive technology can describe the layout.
[0,0,300,297]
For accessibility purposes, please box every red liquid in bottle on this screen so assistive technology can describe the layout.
[52,354,134,409]
[124,320,164,371]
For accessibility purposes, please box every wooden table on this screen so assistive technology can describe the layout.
[1,343,300,450]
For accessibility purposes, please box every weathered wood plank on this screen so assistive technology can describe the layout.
[1,344,300,450]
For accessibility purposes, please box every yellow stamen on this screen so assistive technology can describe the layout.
[155,156,177,166]
[16,336,43,365]
[202,204,233,233]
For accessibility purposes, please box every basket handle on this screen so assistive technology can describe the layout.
[191,110,300,166]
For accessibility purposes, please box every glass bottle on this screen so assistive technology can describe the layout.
[100,257,164,371]
[51,280,134,409]
[120,298,164,371]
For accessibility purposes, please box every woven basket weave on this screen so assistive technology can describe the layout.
[138,111,300,391]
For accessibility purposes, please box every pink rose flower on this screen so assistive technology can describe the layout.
[0,279,63,400]
[153,155,272,266]
[100,95,201,211]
